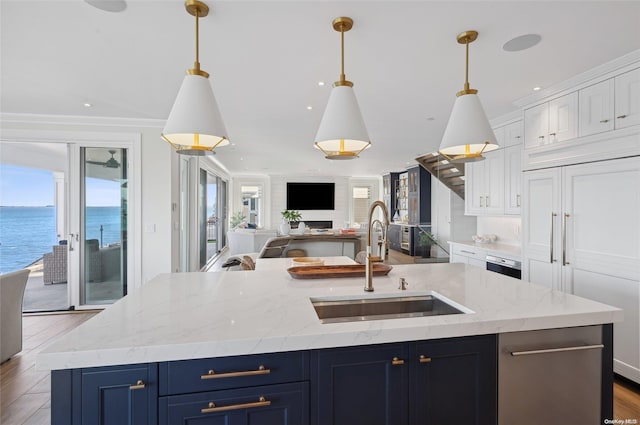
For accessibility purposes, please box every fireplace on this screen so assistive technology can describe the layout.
[293,220,332,229]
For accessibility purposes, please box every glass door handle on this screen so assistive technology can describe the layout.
[68,233,78,251]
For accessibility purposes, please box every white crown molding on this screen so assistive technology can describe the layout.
[0,112,165,128]
[514,49,640,109]
[490,109,524,128]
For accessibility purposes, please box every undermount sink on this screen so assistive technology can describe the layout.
[310,292,471,324]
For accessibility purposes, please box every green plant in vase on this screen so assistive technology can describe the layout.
[230,212,246,229]
[417,228,437,258]
[280,210,302,235]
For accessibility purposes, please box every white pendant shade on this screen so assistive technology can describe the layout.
[314,85,371,159]
[162,73,229,155]
[439,92,498,160]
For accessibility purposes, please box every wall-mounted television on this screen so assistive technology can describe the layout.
[286,182,335,210]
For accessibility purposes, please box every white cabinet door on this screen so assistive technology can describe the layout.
[484,149,505,214]
[503,121,523,148]
[465,161,485,215]
[522,168,561,290]
[504,145,522,215]
[579,79,615,137]
[524,103,548,149]
[615,67,640,129]
[548,92,578,144]
[563,157,640,284]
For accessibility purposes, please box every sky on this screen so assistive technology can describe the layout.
[0,164,120,207]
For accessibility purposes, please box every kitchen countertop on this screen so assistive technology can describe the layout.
[449,240,522,259]
[36,263,621,371]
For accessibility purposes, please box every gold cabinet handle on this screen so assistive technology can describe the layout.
[617,114,627,119]
[599,119,609,123]
[129,380,145,390]
[419,355,432,363]
[550,213,557,263]
[391,357,405,366]
[201,396,271,413]
[201,365,270,380]
[562,213,570,266]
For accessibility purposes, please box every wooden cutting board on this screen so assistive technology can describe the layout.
[287,264,393,279]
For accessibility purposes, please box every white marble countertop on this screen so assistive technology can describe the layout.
[37,263,621,371]
[449,240,522,259]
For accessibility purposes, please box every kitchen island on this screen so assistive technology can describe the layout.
[39,262,622,424]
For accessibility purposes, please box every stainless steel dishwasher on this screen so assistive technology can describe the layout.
[499,325,604,425]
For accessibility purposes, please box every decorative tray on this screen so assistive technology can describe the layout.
[287,264,393,279]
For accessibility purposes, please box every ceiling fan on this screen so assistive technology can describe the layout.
[87,150,120,168]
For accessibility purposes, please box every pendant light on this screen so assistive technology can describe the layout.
[162,0,229,156]
[314,17,371,160]
[439,30,498,163]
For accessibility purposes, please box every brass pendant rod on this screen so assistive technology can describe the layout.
[340,28,346,83]
[194,8,200,71]
[464,38,470,92]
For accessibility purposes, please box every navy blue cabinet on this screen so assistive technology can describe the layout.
[51,337,497,425]
[410,335,497,425]
[159,382,308,425]
[311,343,409,425]
[52,364,158,425]
[311,336,497,425]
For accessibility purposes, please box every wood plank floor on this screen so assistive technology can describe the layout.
[2,271,639,424]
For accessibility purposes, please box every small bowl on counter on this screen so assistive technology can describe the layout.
[291,257,325,267]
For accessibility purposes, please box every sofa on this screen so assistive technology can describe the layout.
[227,229,278,256]
[1,269,30,363]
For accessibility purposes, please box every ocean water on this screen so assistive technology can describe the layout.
[0,206,122,274]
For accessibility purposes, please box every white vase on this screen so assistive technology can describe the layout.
[280,220,291,235]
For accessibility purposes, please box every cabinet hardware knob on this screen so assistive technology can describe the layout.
[201,396,271,413]
[617,115,627,119]
[549,132,557,136]
[599,119,609,123]
[129,380,145,390]
[201,365,270,380]
[391,357,405,366]
[515,135,521,138]
[419,355,432,363]
[538,136,545,139]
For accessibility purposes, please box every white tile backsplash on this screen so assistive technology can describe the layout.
[476,216,522,246]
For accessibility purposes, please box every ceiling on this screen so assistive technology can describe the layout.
[2,1,639,177]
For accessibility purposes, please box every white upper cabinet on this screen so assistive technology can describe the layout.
[579,79,615,137]
[524,103,548,149]
[524,93,578,149]
[465,149,505,216]
[503,120,523,148]
[548,92,578,143]
[615,67,640,129]
[504,145,522,215]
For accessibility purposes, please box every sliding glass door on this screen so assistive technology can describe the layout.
[69,145,130,307]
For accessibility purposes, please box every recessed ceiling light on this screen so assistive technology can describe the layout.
[503,34,542,52]
[83,103,92,108]
[318,81,325,86]
[307,106,313,110]
[533,86,541,91]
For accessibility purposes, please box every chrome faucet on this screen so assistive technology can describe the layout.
[365,200,390,292]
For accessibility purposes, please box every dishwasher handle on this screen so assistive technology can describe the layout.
[510,344,604,356]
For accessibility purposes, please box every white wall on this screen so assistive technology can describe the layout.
[269,175,349,229]
[0,115,173,285]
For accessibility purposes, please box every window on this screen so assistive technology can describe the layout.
[352,186,371,227]
[241,185,262,226]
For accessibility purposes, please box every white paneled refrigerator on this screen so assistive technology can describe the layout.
[522,155,640,383]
